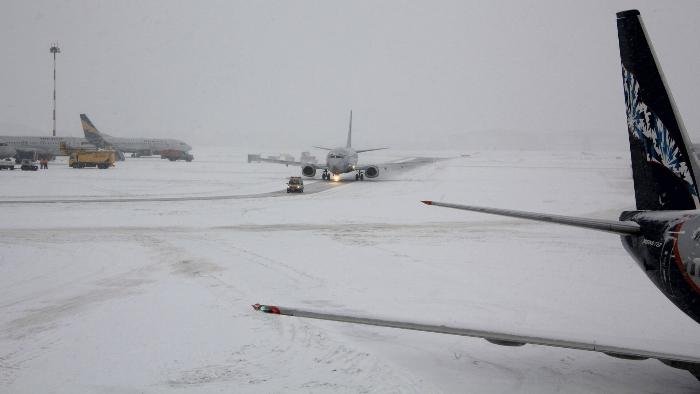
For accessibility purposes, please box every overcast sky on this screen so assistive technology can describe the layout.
[3,1,700,150]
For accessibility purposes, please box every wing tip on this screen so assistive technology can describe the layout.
[421,200,433,205]
[252,303,281,314]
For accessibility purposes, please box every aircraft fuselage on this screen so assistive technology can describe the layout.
[0,136,95,157]
[326,147,359,175]
[620,210,700,323]
[102,136,192,155]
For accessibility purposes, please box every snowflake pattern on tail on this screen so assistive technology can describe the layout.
[622,66,697,197]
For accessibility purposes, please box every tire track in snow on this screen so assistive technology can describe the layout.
[0,157,441,205]
[0,180,347,205]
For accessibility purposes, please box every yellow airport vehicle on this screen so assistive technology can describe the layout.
[69,150,116,169]
[60,142,116,169]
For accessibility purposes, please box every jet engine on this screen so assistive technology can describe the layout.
[364,166,379,178]
[302,165,316,177]
[619,211,700,324]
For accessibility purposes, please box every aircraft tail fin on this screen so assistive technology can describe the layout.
[346,110,353,149]
[617,10,700,210]
[80,114,111,147]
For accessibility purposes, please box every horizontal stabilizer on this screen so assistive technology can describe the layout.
[421,201,640,235]
[313,146,333,151]
[252,303,700,366]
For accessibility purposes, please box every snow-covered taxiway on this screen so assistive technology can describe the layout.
[0,148,699,393]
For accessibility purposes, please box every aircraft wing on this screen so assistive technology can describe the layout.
[421,201,641,235]
[247,154,327,169]
[252,303,700,377]
[354,157,443,173]
[355,147,388,153]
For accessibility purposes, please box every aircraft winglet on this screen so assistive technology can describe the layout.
[252,303,281,314]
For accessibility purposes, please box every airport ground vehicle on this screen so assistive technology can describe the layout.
[69,150,116,169]
[160,149,194,162]
[0,158,15,170]
[286,176,304,193]
[20,159,38,171]
[14,150,38,164]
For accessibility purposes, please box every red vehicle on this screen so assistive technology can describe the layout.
[160,150,194,162]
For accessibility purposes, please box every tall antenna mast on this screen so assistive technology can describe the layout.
[50,43,61,137]
[346,110,353,148]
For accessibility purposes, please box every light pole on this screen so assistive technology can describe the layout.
[50,43,60,137]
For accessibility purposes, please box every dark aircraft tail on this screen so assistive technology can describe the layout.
[617,10,700,211]
[421,10,700,234]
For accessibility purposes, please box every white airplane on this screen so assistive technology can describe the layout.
[0,115,193,162]
[80,114,193,161]
[254,10,700,380]
[248,111,387,180]
[0,136,95,159]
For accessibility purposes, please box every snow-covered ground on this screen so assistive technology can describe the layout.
[1,148,699,393]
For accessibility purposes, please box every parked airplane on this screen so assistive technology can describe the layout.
[254,10,700,379]
[0,136,95,160]
[80,114,193,161]
[0,115,193,161]
[248,111,387,180]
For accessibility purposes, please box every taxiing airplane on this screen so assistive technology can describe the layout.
[80,114,193,161]
[254,10,700,380]
[248,111,387,180]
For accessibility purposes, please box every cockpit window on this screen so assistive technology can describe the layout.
[329,153,344,159]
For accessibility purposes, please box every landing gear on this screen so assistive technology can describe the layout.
[355,171,364,181]
[322,170,330,181]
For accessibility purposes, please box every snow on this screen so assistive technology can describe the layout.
[0,148,699,393]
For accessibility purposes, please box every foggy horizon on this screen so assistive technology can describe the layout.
[3,1,700,150]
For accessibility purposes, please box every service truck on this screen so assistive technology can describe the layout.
[69,150,116,169]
